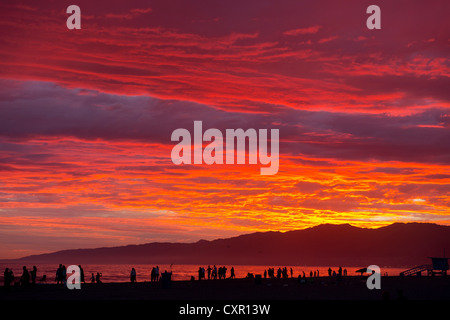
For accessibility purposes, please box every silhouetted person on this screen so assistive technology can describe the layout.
[4,268,13,289]
[151,267,155,281]
[130,268,136,283]
[207,265,212,280]
[95,272,102,283]
[79,265,85,283]
[161,270,172,289]
[21,266,30,286]
[213,265,217,280]
[31,266,37,285]
[3,268,9,288]
[290,268,293,278]
[62,265,67,285]
[328,267,332,277]
[344,268,347,276]
[317,269,319,277]
[155,266,160,281]
[10,269,15,285]
[230,267,235,279]
[56,264,63,284]
[91,273,95,283]
[264,270,267,278]
[198,267,203,280]
[338,266,342,276]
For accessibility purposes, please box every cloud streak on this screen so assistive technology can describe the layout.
[0,0,449,258]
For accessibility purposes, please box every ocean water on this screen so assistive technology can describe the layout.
[0,263,407,284]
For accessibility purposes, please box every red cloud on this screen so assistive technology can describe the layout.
[0,0,449,258]
[283,25,321,36]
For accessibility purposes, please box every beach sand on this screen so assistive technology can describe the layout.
[1,276,449,301]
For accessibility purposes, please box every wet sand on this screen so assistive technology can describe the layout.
[1,276,449,301]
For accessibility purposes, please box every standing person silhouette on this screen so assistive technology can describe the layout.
[155,266,160,281]
[31,266,37,285]
[56,264,62,284]
[151,267,155,282]
[207,265,212,280]
[95,272,102,283]
[21,266,30,286]
[213,265,217,280]
[3,268,9,288]
[4,268,13,289]
[62,265,67,286]
[130,268,137,283]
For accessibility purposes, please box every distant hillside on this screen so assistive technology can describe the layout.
[7,223,450,267]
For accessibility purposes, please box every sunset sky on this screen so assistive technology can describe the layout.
[0,0,449,259]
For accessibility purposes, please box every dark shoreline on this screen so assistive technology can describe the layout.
[1,276,449,301]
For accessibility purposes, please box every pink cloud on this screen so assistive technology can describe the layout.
[105,7,152,19]
[283,25,321,36]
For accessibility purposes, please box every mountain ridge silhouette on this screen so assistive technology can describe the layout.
[4,222,450,267]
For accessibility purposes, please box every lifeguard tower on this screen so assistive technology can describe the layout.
[429,257,449,276]
[400,257,449,276]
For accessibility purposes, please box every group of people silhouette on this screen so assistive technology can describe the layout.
[264,267,294,279]
[150,266,160,282]
[3,264,351,287]
[261,267,349,279]
[129,266,173,283]
[91,272,102,283]
[327,266,347,277]
[55,264,97,284]
[55,264,67,284]
[196,265,235,280]
[3,266,39,288]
